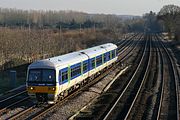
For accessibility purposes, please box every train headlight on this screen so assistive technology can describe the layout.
[30,87,34,90]
[52,87,56,91]
[48,87,56,91]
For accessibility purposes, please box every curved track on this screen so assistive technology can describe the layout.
[103,34,151,120]
[101,34,180,120]
[155,35,179,120]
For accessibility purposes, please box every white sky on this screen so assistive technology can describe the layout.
[0,0,180,15]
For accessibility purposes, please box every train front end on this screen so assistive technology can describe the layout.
[26,61,59,104]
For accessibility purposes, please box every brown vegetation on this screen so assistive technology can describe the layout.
[0,27,120,70]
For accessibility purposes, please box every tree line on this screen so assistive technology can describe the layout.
[0,8,122,29]
[0,8,149,33]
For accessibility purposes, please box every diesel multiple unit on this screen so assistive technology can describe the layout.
[26,43,118,104]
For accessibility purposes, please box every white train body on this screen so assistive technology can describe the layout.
[26,43,118,104]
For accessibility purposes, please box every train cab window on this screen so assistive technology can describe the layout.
[28,69,55,83]
[62,71,68,82]
[42,70,55,82]
[28,70,41,82]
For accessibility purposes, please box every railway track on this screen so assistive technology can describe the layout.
[155,35,179,120]
[120,34,159,120]
[102,34,151,120]
[118,34,143,62]
[68,34,145,119]
[101,34,180,120]
[99,34,179,120]
[0,33,140,120]
[0,90,29,116]
[116,33,135,46]
[117,33,139,54]
[0,90,27,103]
[0,85,26,104]
[27,34,143,120]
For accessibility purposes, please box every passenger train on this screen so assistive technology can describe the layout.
[26,43,118,104]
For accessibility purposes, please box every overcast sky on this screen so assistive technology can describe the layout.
[0,0,180,15]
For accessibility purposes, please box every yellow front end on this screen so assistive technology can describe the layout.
[27,86,59,104]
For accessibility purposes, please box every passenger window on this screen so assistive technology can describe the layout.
[71,64,81,78]
[107,52,110,60]
[96,55,102,66]
[104,53,106,62]
[91,58,95,69]
[83,62,88,73]
[62,71,68,82]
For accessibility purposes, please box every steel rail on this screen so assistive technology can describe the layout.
[124,35,152,120]
[103,34,148,120]
[0,96,30,116]
[118,33,140,54]
[0,90,27,103]
[8,105,35,120]
[152,35,164,120]
[157,35,179,120]
[120,34,143,62]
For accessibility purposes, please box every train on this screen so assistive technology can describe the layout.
[26,43,118,104]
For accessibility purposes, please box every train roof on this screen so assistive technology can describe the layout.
[79,43,117,57]
[28,43,117,69]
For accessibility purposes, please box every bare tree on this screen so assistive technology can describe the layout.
[158,4,180,40]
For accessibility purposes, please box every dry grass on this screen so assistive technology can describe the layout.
[0,27,120,69]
